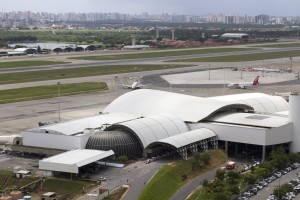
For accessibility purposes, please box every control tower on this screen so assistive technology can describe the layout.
[289,91,300,152]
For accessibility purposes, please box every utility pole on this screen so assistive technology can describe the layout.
[290,57,293,72]
[223,67,226,95]
[169,70,173,92]
[57,82,61,122]
[209,64,211,80]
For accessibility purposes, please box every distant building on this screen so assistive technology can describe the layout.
[220,33,249,40]
[255,14,270,25]
[123,45,150,50]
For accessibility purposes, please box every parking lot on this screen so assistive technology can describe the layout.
[240,163,300,200]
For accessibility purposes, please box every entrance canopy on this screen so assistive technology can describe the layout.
[39,149,114,173]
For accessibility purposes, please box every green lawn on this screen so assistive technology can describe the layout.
[0,82,107,104]
[138,150,227,200]
[42,179,95,198]
[0,170,96,199]
[69,48,256,61]
[0,61,70,69]
[0,64,192,85]
[167,50,300,62]
[254,43,300,48]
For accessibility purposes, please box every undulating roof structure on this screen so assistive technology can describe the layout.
[210,93,289,114]
[103,89,253,122]
[32,112,138,136]
[105,114,190,149]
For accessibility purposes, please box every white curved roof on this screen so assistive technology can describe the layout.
[209,93,289,114]
[148,128,216,149]
[110,114,189,149]
[32,112,138,136]
[104,89,252,123]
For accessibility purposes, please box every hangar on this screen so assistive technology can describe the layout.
[221,33,250,40]
[18,89,300,173]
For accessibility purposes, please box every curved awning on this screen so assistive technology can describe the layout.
[105,114,189,149]
[147,128,216,149]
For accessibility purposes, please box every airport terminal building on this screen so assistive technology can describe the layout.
[16,89,300,173]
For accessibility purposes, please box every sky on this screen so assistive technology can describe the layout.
[1,0,300,16]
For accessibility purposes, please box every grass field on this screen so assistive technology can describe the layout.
[254,43,300,48]
[168,50,300,62]
[137,150,227,200]
[69,48,256,61]
[42,179,96,198]
[0,82,107,104]
[0,170,96,199]
[0,61,70,69]
[0,64,192,85]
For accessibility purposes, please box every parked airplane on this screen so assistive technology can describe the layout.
[123,80,144,90]
[115,76,145,90]
[228,76,259,89]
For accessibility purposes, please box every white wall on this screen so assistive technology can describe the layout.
[189,122,292,146]
[265,124,293,146]
[22,131,91,150]
[289,94,300,152]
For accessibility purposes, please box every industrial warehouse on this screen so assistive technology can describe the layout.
[6,89,298,174]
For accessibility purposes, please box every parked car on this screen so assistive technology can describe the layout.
[274,172,282,178]
[98,177,106,181]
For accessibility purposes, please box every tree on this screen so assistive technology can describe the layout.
[202,179,209,188]
[227,185,240,194]
[273,183,293,198]
[271,147,289,169]
[289,152,299,163]
[254,167,270,179]
[212,192,230,200]
[259,161,275,172]
[216,169,225,180]
[243,173,257,185]
[37,45,41,54]
[200,153,211,165]
[227,171,240,180]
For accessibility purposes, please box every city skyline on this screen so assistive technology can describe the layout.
[1,0,300,16]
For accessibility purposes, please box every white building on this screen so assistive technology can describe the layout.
[20,89,298,165]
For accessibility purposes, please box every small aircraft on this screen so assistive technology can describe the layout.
[115,76,145,90]
[228,76,259,89]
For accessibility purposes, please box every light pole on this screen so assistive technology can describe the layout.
[262,60,265,77]
[278,176,281,198]
[208,64,211,80]
[223,67,226,95]
[280,57,283,74]
[290,57,293,72]
[169,70,173,92]
[57,82,61,122]
[240,62,243,80]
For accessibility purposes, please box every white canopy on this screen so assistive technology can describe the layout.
[39,149,114,173]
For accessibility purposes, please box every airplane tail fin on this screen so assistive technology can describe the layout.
[253,76,259,85]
